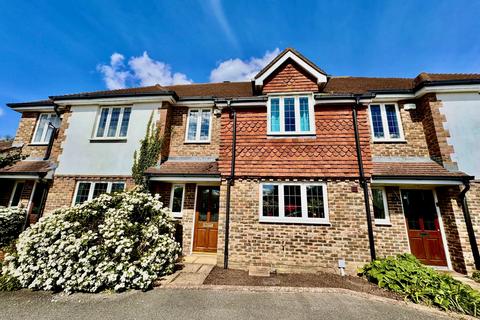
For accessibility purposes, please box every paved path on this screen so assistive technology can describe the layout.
[0,288,456,320]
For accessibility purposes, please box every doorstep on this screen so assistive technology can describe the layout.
[157,254,216,287]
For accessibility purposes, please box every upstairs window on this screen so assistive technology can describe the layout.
[268,95,315,135]
[259,182,329,224]
[94,107,131,139]
[73,181,125,205]
[369,103,404,141]
[185,108,212,143]
[32,113,61,144]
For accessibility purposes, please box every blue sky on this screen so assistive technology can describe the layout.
[1,0,479,137]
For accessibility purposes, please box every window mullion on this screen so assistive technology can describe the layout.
[279,98,285,133]
[88,183,95,201]
[279,184,285,218]
[40,120,49,143]
[104,108,112,138]
[196,109,202,141]
[294,97,301,133]
[115,108,124,138]
[380,104,390,140]
[107,182,112,193]
[301,185,308,219]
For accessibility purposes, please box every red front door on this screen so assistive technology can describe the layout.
[402,189,447,266]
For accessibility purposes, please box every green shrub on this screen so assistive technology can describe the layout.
[3,190,181,293]
[0,272,21,291]
[472,271,480,283]
[359,254,480,317]
[0,206,25,247]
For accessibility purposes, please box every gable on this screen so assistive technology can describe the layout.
[262,60,320,93]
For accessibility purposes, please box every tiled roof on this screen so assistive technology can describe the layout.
[50,85,173,100]
[145,161,219,176]
[413,73,480,87]
[0,160,54,175]
[165,82,253,98]
[0,140,14,152]
[323,77,413,94]
[372,161,469,178]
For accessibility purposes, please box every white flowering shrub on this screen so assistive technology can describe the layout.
[0,206,25,247]
[3,190,181,293]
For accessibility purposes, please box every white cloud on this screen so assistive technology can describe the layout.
[97,52,192,89]
[209,48,280,82]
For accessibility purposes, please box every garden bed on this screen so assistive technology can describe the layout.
[204,266,401,300]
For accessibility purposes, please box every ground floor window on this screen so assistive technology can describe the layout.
[170,184,185,218]
[9,181,25,207]
[259,182,329,224]
[371,187,390,225]
[73,181,125,205]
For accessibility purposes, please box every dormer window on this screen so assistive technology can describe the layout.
[268,95,315,135]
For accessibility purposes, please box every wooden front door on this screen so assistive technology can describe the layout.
[402,189,447,266]
[193,186,220,252]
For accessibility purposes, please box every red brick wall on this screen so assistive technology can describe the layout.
[13,112,48,159]
[219,104,371,178]
[263,61,319,94]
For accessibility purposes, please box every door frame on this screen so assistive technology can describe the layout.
[399,186,452,270]
[189,183,221,255]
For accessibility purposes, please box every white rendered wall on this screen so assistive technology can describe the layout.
[438,93,480,178]
[56,103,160,176]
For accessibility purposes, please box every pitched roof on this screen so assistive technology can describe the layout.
[0,160,54,176]
[0,140,14,152]
[7,99,54,108]
[372,161,470,179]
[50,85,175,100]
[413,72,480,87]
[323,77,413,94]
[145,161,219,176]
[165,82,253,98]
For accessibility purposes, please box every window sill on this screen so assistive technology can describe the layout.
[267,132,316,137]
[184,140,211,144]
[28,143,49,146]
[373,139,407,144]
[172,214,183,219]
[89,138,127,143]
[375,221,392,226]
[259,218,330,225]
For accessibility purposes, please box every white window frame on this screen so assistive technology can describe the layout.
[8,181,25,207]
[72,181,125,205]
[92,106,132,140]
[184,107,213,143]
[267,94,315,135]
[368,103,405,142]
[31,113,60,145]
[372,187,390,225]
[170,184,185,218]
[258,182,329,224]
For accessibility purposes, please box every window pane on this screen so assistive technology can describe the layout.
[211,188,220,222]
[92,183,108,199]
[372,189,386,220]
[111,182,125,193]
[370,105,384,138]
[119,108,131,137]
[199,110,211,140]
[262,185,279,217]
[307,185,324,218]
[270,98,280,132]
[284,185,302,218]
[171,185,184,213]
[96,108,109,137]
[187,110,199,141]
[385,104,400,139]
[33,114,49,142]
[284,98,296,132]
[75,182,91,205]
[10,182,25,206]
[299,97,310,132]
[107,108,121,137]
[44,114,60,143]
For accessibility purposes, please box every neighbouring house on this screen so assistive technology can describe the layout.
[2,48,480,275]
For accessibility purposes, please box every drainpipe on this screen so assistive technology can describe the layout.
[352,96,376,261]
[224,99,236,269]
[43,103,61,160]
[459,180,480,270]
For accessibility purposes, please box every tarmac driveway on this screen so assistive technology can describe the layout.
[0,287,455,320]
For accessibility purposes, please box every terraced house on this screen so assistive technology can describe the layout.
[2,48,480,275]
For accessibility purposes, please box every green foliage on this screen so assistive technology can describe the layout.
[0,262,21,291]
[0,206,25,247]
[3,190,181,293]
[472,271,480,283]
[132,112,163,189]
[359,254,480,317]
[0,151,27,169]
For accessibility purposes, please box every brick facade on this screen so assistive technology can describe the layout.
[13,112,48,159]
[262,61,319,94]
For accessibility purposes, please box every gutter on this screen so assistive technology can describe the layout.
[352,95,376,261]
[224,99,236,269]
[459,180,480,270]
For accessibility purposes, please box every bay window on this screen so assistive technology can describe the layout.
[94,106,131,139]
[73,181,125,205]
[268,95,315,135]
[368,103,404,141]
[259,182,328,224]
